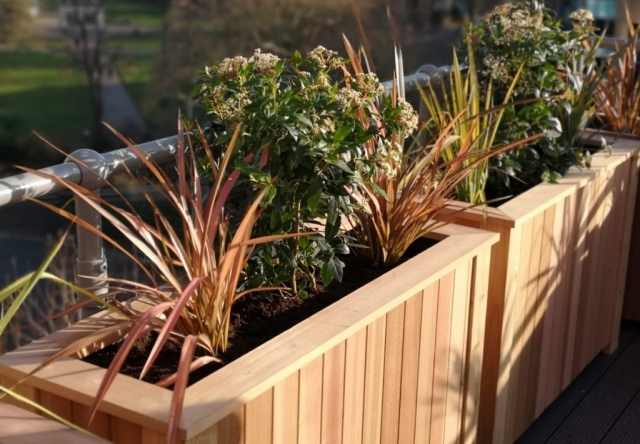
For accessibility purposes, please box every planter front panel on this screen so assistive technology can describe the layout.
[0,227,497,444]
[189,257,486,444]
[442,140,640,444]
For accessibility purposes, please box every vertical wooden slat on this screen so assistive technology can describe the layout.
[430,272,455,444]
[591,168,617,355]
[415,281,440,444]
[380,304,405,444]
[39,391,73,422]
[464,251,490,444]
[217,407,245,444]
[514,212,544,438]
[321,341,346,444]
[71,402,110,439]
[604,160,634,353]
[110,417,142,444]
[362,316,386,444]
[398,292,423,444]
[492,223,522,444]
[538,195,573,413]
[576,172,607,373]
[527,205,555,421]
[1,378,39,413]
[444,261,471,444]
[274,372,299,444]
[477,225,511,444]
[565,184,589,384]
[298,356,323,444]
[189,425,219,444]
[245,389,273,444]
[613,154,640,348]
[140,429,167,444]
[623,153,640,321]
[504,219,534,443]
[342,328,367,444]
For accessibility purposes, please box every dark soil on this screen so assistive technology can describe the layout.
[83,238,438,388]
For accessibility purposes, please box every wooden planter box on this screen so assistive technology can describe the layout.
[0,225,497,444]
[438,136,640,444]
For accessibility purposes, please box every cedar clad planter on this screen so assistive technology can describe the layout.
[438,136,640,444]
[0,225,497,444]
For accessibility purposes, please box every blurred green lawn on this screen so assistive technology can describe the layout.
[0,52,92,157]
[116,55,156,108]
[105,1,167,27]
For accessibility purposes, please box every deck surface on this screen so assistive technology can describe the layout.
[517,320,640,444]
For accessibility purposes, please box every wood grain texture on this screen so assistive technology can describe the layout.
[342,328,366,444]
[415,281,440,444]
[430,272,455,444]
[623,153,640,321]
[298,356,323,444]
[447,136,640,444]
[444,262,471,444]
[110,416,142,444]
[72,402,111,440]
[216,407,244,444]
[380,304,405,444]
[321,341,346,444]
[398,293,423,444]
[0,401,109,444]
[245,389,273,444]
[1,378,40,414]
[273,372,298,444]
[362,316,386,444]
[0,225,498,444]
[463,251,491,444]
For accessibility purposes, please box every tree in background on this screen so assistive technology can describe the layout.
[0,0,33,44]
[63,0,111,150]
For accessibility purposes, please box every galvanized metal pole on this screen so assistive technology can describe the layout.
[65,149,110,317]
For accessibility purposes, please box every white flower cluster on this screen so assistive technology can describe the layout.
[396,98,419,137]
[307,46,341,69]
[311,113,337,136]
[335,88,366,109]
[211,90,252,121]
[355,72,385,98]
[485,5,545,45]
[216,56,248,79]
[482,53,511,84]
[376,139,403,179]
[570,9,594,23]
[249,49,280,72]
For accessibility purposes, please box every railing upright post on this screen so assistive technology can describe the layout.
[66,149,110,317]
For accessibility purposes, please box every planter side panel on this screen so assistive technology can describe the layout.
[186,254,489,444]
[623,153,640,321]
[446,151,638,444]
[503,155,636,442]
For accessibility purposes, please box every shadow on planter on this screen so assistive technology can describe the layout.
[437,135,640,444]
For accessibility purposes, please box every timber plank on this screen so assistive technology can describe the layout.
[321,341,346,444]
[380,304,405,444]
[415,281,440,443]
[398,293,423,444]
[430,272,455,444]
[273,372,299,444]
[0,401,109,444]
[342,328,366,444]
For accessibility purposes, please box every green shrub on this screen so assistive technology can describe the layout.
[462,1,597,197]
[192,46,418,292]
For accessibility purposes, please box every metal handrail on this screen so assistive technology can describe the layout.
[0,65,452,305]
[0,66,454,208]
